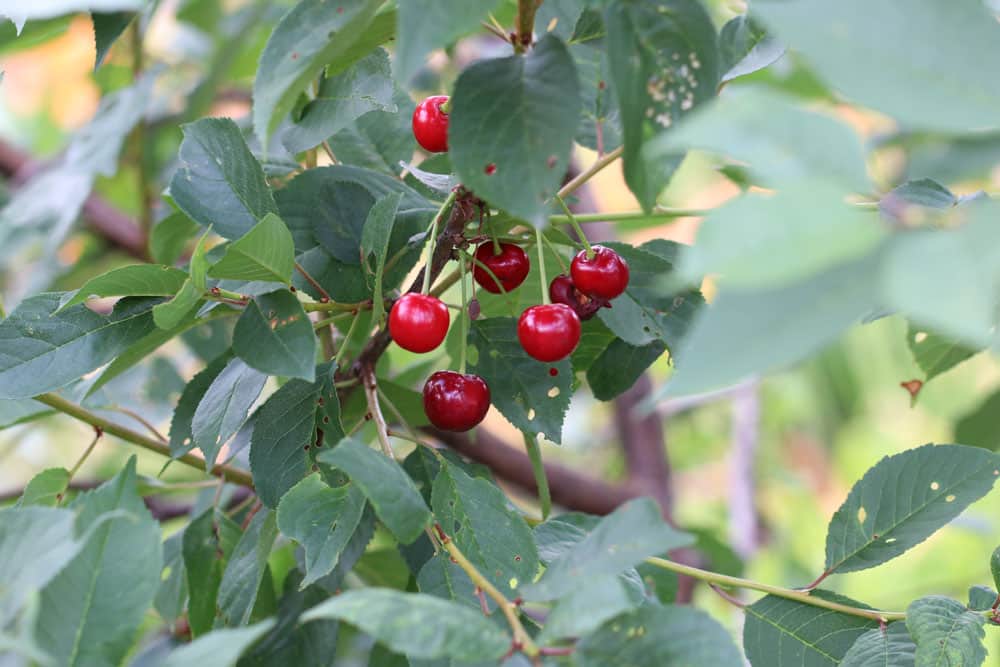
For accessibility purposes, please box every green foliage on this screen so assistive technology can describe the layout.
[209,214,295,284]
[839,623,916,667]
[234,289,316,381]
[906,596,987,666]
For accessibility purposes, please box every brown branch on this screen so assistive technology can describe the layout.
[428,426,640,515]
[0,138,148,259]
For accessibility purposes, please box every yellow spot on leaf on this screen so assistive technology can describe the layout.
[857,507,867,524]
[508,577,518,589]
[930,481,940,490]
[945,494,956,502]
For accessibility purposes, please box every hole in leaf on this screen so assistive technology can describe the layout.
[857,507,867,524]
[547,387,560,398]
[945,494,956,502]
[885,537,897,544]
[527,408,536,420]
[547,17,558,32]
[914,331,927,343]
[930,481,940,490]
[509,577,518,589]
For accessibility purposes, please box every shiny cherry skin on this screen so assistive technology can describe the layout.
[412,95,450,153]
[423,371,491,432]
[570,245,630,300]
[517,304,581,362]
[389,293,450,353]
[473,242,530,294]
[548,274,607,321]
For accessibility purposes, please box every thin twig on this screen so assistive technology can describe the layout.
[295,261,332,302]
[105,406,168,443]
[556,146,623,201]
[361,366,394,458]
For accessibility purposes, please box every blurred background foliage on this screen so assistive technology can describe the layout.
[2,0,1000,661]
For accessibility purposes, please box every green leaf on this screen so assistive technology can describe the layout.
[606,0,719,209]
[169,353,231,458]
[318,438,431,544]
[824,444,1000,575]
[678,185,886,288]
[647,87,868,192]
[276,474,367,587]
[578,605,744,666]
[841,622,916,667]
[218,509,278,627]
[36,458,162,667]
[450,34,581,226]
[955,388,1000,452]
[0,294,157,400]
[253,0,383,146]
[395,0,497,83]
[743,592,879,667]
[540,576,639,642]
[906,596,986,667]
[328,99,417,177]
[432,457,539,595]
[60,264,189,310]
[249,377,321,508]
[522,497,693,601]
[467,317,572,443]
[663,252,882,398]
[0,506,83,626]
[209,213,295,284]
[880,179,957,221]
[234,289,316,382]
[361,192,402,326]
[754,0,1000,133]
[183,508,242,636]
[416,552,484,614]
[150,212,199,266]
[160,619,276,667]
[192,358,268,468]
[0,398,49,429]
[596,240,703,348]
[301,589,511,661]
[4,2,142,26]
[719,15,783,83]
[154,533,187,625]
[152,279,201,329]
[587,338,665,401]
[170,118,278,240]
[968,585,997,612]
[882,202,1000,348]
[91,11,134,69]
[907,324,978,385]
[571,42,623,153]
[16,468,70,507]
[282,48,397,154]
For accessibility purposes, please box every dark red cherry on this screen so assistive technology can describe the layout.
[412,95,449,153]
[422,371,491,431]
[473,242,530,294]
[389,293,449,353]
[548,274,607,321]
[517,304,581,362]
[570,245,630,300]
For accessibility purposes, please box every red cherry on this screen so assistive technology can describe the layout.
[412,95,449,153]
[389,293,449,353]
[423,371,491,431]
[548,274,607,321]
[517,304,581,362]
[570,245,630,300]
[473,242,530,294]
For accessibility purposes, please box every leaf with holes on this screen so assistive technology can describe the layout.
[253,0,384,146]
[276,475,367,587]
[170,118,278,240]
[192,358,267,469]
[743,592,879,667]
[606,0,719,209]
[522,497,692,601]
[209,213,295,284]
[432,457,538,595]
[0,294,158,400]
[450,34,580,226]
[841,622,916,667]
[578,605,743,667]
[250,377,322,508]
[906,596,986,667]
[907,323,979,385]
[318,438,431,544]
[301,589,510,661]
[824,444,1000,575]
[467,317,572,444]
[234,289,316,382]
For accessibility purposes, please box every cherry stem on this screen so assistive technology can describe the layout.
[458,248,516,317]
[539,231,569,274]
[535,226,550,305]
[458,255,469,375]
[422,190,458,294]
[439,98,452,115]
[522,432,551,520]
[295,261,331,301]
[556,145,623,201]
[556,195,593,257]
[362,366,395,459]
[332,311,364,367]
[433,523,539,657]
[67,426,103,484]
[312,311,352,330]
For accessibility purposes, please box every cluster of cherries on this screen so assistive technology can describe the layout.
[394,96,630,433]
